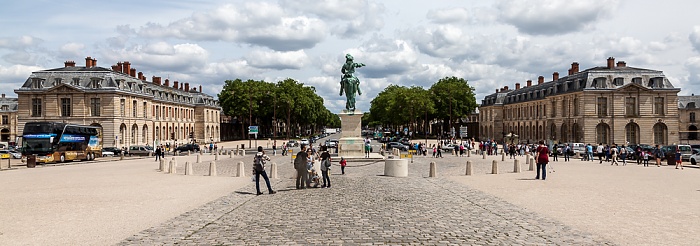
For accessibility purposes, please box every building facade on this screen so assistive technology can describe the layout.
[678,95,700,144]
[480,57,680,146]
[14,57,221,148]
[0,94,19,146]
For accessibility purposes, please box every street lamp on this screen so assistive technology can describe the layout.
[248,84,252,149]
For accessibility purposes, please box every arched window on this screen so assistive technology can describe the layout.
[596,123,610,144]
[653,123,667,145]
[625,123,640,145]
[131,124,138,144]
[691,112,696,122]
[689,125,698,140]
[550,124,557,141]
[572,123,581,143]
[142,125,148,144]
[560,123,568,143]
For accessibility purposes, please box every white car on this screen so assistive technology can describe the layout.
[102,151,115,157]
[0,150,22,159]
[690,149,700,165]
[300,139,310,146]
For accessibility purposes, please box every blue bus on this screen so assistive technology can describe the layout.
[22,122,102,163]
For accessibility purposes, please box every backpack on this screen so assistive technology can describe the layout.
[254,155,265,172]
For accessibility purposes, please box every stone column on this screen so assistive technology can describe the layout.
[270,162,278,179]
[169,158,177,174]
[429,161,437,177]
[514,159,520,173]
[501,152,505,161]
[185,161,193,175]
[159,159,165,172]
[491,160,498,174]
[209,161,217,176]
[236,161,245,177]
[466,160,473,176]
[529,157,535,171]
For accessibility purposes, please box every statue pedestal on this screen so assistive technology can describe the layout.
[338,110,365,158]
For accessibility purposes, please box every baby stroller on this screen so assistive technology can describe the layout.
[308,169,321,188]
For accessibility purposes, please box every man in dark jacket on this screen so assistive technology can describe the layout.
[294,146,309,189]
[155,147,162,161]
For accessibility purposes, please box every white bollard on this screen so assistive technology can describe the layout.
[188,150,191,156]
[241,149,245,156]
[466,160,473,176]
[270,162,278,179]
[169,158,177,174]
[514,159,521,173]
[482,151,486,159]
[215,152,219,161]
[165,159,172,174]
[209,161,217,176]
[196,154,201,164]
[159,159,165,172]
[236,161,245,177]
[529,157,535,171]
[429,161,437,177]
[467,149,471,157]
[229,151,233,158]
[492,160,498,174]
[185,161,193,175]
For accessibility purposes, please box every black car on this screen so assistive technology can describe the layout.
[175,144,200,152]
[387,142,408,151]
[103,147,122,155]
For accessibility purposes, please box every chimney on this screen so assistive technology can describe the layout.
[504,86,509,91]
[185,83,190,92]
[129,68,136,77]
[174,81,179,89]
[164,79,170,87]
[496,89,499,93]
[607,57,615,69]
[64,61,75,67]
[617,61,626,67]
[527,80,532,87]
[92,58,97,67]
[179,83,183,90]
[153,76,161,85]
[85,57,93,68]
[553,72,559,81]
[515,83,521,90]
[111,65,119,71]
[116,62,123,73]
[138,72,143,80]
[571,62,579,74]
[199,85,202,93]
[123,61,131,74]
[538,76,544,85]
[1,94,4,98]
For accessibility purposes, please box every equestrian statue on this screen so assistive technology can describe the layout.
[339,53,365,111]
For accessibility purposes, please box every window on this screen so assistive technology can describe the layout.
[118,99,124,116]
[653,123,667,145]
[625,97,637,117]
[90,98,101,116]
[596,123,609,144]
[573,98,580,116]
[143,102,147,118]
[73,78,80,86]
[31,99,42,117]
[54,78,62,86]
[1,115,7,125]
[691,112,696,123]
[626,123,639,145]
[632,77,642,85]
[613,78,624,86]
[0,105,7,111]
[597,97,608,117]
[61,98,71,117]
[551,100,557,117]
[654,97,665,115]
[132,100,137,117]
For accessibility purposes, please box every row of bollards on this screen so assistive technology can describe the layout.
[156,156,277,178]
[426,157,533,178]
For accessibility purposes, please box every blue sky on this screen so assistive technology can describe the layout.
[1,0,700,112]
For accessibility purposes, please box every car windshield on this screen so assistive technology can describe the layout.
[679,146,691,152]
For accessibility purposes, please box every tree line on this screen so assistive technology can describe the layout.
[218,78,340,140]
[364,76,478,138]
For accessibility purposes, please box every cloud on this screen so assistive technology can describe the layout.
[244,50,310,70]
[690,26,700,53]
[343,36,420,78]
[686,56,700,84]
[496,0,619,35]
[101,42,209,72]
[0,64,44,93]
[59,43,85,57]
[0,35,43,50]
[426,8,470,24]
[135,2,327,51]
[281,0,386,38]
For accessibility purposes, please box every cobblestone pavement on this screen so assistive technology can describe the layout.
[119,152,614,245]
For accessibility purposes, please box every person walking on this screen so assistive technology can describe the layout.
[610,145,619,166]
[253,146,276,195]
[653,145,662,167]
[160,145,165,159]
[340,157,347,175]
[272,140,277,156]
[552,145,559,162]
[586,144,593,161]
[620,145,627,166]
[597,144,605,163]
[294,146,309,189]
[155,146,161,161]
[319,147,332,188]
[563,144,571,162]
[535,141,549,180]
[436,144,443,158]
[643,151,650,167]
[432,145,437,158]
[675,148,684,170]
[364,138,371,158]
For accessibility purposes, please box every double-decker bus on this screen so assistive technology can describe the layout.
[21,122,102,163]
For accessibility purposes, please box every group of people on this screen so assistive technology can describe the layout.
[583,143,685,169]
[294,145,343,189]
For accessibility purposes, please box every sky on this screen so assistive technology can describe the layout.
[1,0,700,113]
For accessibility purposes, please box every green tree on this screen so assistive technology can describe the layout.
[429,76,477,136]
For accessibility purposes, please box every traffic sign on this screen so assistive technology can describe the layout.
[248,126,259,134]
[460,126,468,137]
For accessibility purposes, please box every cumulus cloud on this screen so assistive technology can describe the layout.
[135,2,326,51]
[101,42,209,72]
[0,64,44,91]
[0,35,43,49]
[244,50,310,70]
[281,0,386,38]
[690,26,700,53]
[59,43,85,57]
[686,57,700,84]
[496,0,619,35]
[343,36,420,78]
[426,8,470,24]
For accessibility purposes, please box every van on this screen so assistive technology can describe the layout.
[127,145,154,156]
[660,144,692,161]
[571,143,586,154]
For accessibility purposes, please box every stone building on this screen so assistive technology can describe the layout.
[14,57,221,148]
[0,94,19,146]
[480,57,680,146]
[678,95,700,144]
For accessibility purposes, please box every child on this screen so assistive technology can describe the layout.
[340,157,347,175]
[643,151,650,167]
[675,148,683,170]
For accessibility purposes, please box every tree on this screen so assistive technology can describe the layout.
[429,76,477,137]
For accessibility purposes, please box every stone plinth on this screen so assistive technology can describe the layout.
[338,110,365,158]
[384,159,408,177]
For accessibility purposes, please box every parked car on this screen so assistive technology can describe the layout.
[0,150,21,159]
[287,140,299,148]
[326,139,338,148]
[103,147,122,156]
[300,138,310,146]
[690,149,700,165]
[101,149,115,157]
[175,144,200,153]
[387,142,408,151]
[659,144,692,161]
[127,145,154,156]
[441,144,459,153]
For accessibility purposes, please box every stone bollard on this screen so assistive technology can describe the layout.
[467,149,471,157]
[466,160,473,175]
[236,161,245,177]
[482,151,486,159]
[169,159,177,174]
[196,154,201,163]
[149,152,153,157]
[241,149,246,156]
[229,151,233,158]
[501,152,505,161]
[452,149,456,156]
[491,160,498,174]
[270,162,278,179]
[575,152,581,159]
[429,161,437,177]
[215,152,219,161]
[529,157,535,171]
[514,159,521,173]
[120,152,124,160]
[159,159,165,172]
[188,150,191,156]
[165,159,172,174]
[384,159,408,177]
[185,161,193,175]
[209,161,217,176]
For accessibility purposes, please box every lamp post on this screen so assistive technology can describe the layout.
[248,84,252,149]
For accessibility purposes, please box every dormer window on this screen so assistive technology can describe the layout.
[613,78,624,86]
[1,105,8,111]
[73,78,80,86]
[53,78,62,86]
[89,78,101,89]
[32,78,44,89]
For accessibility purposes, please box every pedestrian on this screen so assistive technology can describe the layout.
[620,145,627,166]
[653,145,662,167]
[160,145,165,159]
[272,140,277,156]
[319,146,331,188]
[643,151,650,167]
[535,140,549,180]
[306,149,316,187]
[586,144,593,161]
[436,144,443,158]
[597,143,605,163]
[675,148,684,170]
[552,145,559,162]
[253,146,276,195]
[563,144,571,162]
[340,157,347,174]
[364,139,371,158]
[155,146,161,161]
[282,142,287,156]
[294,146,309,189]
[432,145,437,158]
[610,145,619,166]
